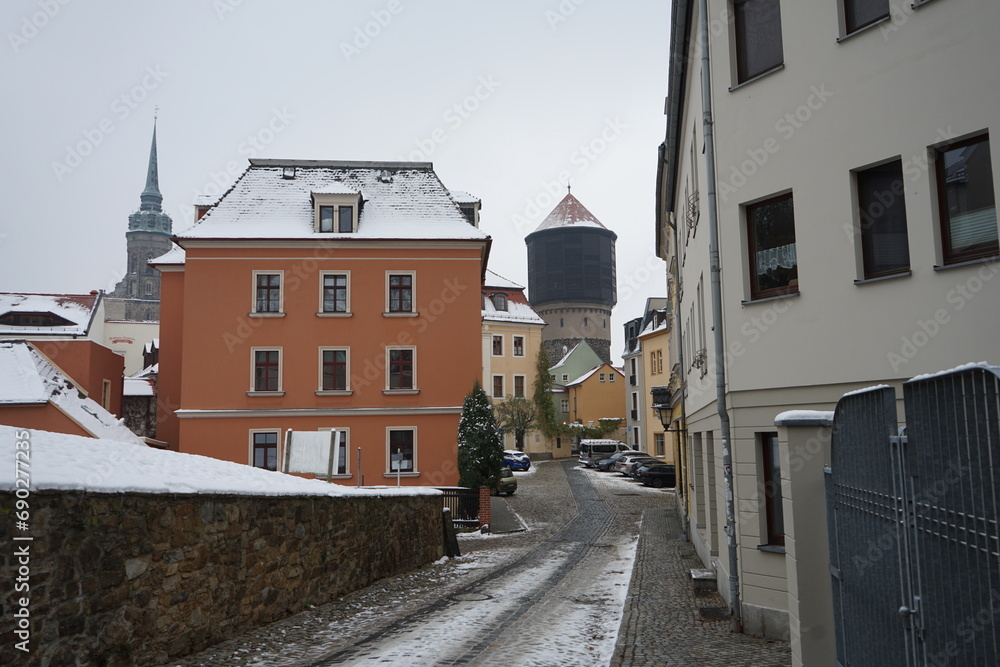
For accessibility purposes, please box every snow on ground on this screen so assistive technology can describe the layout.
[0,426,439,498]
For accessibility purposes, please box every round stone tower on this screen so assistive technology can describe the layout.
[525,192,617,364]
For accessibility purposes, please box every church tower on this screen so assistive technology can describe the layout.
[525,192,617,364]
[110,122,173,320]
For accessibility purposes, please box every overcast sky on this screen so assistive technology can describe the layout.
[1,0,670,363]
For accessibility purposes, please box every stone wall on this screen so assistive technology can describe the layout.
[0,490,444,666]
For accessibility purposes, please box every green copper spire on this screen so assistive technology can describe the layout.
[139,121,162,212]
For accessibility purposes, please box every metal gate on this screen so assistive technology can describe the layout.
[826,365,1000,666]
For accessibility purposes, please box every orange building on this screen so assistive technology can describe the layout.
[564,362,626,437]
[153,159,490,487]
[0,292,124,416]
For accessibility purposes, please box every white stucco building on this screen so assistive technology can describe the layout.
[657,0,1000,647]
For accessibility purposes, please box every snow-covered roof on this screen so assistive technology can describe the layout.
[482,300,545,325]
[312,184,360,196]
[551,341,585,370]
[124,377,155,397]
[484,270,524,290]
[567,364,624,386]
[0,342,144,445]
[0,424,443,497]
[0,292,100,336]
[176,160,490,242]
[449,190,480,205]
[193,193,218,206]
[150,244,186,266]
[532,193,609,233]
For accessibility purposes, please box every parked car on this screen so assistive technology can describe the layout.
[494,466,517,495]
[636,463,676,488]
[595,450,645,472]
[578,440,630,467]
[628,458,667,478]
[617,454,657,476]
[503,450,531,471]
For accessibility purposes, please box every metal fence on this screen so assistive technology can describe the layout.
[436,487,480,526]
[826,365,1000,666]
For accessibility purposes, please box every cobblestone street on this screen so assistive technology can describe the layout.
[173,461,791,666]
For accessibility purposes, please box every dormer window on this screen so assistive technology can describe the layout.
[312,188,361,234]
[491,293,508,311]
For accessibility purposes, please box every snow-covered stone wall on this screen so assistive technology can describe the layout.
[0,490,444,666]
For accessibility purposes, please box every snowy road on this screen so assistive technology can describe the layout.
[302,462,649,666]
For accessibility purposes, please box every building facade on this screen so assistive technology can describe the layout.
[526,192,618,364]
[155,159,490,487]
[622,297,670,454]
[657,0,1000,644]
[481,270,548,455]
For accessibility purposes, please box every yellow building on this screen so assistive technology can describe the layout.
[564,362,626,439]
[638,318,672,461]
[481,270,548,456]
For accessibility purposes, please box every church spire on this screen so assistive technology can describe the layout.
[139,117,162,212]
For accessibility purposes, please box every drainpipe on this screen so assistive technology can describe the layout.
[698,0,741,631]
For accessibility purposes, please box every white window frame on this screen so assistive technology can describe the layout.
[249,346,283,395]
[384,270,417,316]
[513,335,525,357]
[386,426,418,476]
[317,270,352,316]
[251,270,285,316]
[317,346,352,395]
[384,345,418,393]
[560,398,569,413]
[249,428,283,471]
[313,194,360,233]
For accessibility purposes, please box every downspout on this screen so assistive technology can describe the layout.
[698,0,741,631]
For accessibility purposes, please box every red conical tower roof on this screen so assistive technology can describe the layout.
[533,193,608,233]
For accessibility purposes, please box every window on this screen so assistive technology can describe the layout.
[388,429,415,472]
[387,273,414,313]
[254,272,282,313]
[101,380,111,410]
[857,160,910,278]
[844,0,889,34]
[493,375,504,399]
[657,350,664,374]
[514,375,525,398]
[321,273,349,313]
[560,398,569,413]
[492,335,503,356]
[252,431,279,471]
[319,204,354,233]
[561,374,568,383]
[936,134,998,264]
[746,193,798,299]
[650,352,657,373]
[492,293,508,311]
[339,206,354,233]
[253,349,281,392]
[144,280,154,296]
[321,349,348,391]
[513,336,524,357]
[655,433,665,457]
[734,0,784,84]
[609,373,615,382]
[600,373,606,382]
[387,347,415,390]
[760,432,784,546]
[319,206,334,233]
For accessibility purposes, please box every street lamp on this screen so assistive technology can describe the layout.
[650,385,673,429]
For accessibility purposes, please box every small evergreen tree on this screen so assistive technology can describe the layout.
[532,346,561,438]
[457,380,505,488]
[494,396,537,450]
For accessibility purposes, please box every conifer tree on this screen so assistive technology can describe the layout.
[532,346,561,438]
[457,380,505,488]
